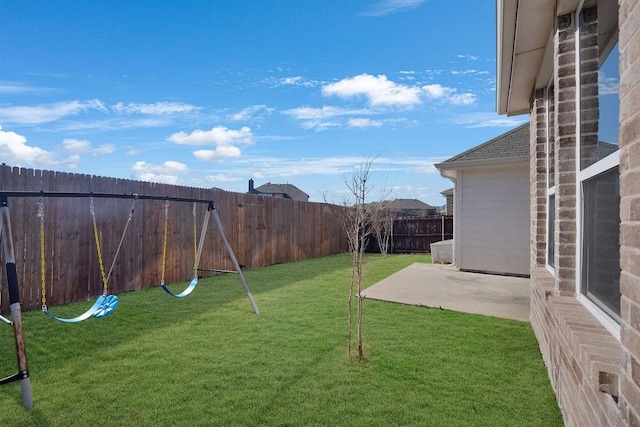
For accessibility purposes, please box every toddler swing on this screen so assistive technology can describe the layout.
[39,195,136,322]
[160,201,210,298]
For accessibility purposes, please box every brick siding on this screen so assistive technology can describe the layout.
[530,89,547,269]
[619,0,640,424]
[529,5,629,426]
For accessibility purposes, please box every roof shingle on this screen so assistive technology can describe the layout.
[437,123,529,166]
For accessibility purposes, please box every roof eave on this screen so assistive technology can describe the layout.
[496,0,559,116]
[436,156,529,171]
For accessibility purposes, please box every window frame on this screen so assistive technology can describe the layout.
[545,78,556,273]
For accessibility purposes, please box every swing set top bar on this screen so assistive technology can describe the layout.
[0,191,215,207]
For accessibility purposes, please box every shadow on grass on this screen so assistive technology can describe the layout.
[0,254,354,382]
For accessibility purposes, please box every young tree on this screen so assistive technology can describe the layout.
[341,159,375,360]
[369,201,395,258]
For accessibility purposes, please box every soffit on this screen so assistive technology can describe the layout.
[497,0,582,116]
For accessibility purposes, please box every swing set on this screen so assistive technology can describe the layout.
[0,191,259,410]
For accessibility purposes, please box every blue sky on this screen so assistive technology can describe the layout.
[0,0,528,205]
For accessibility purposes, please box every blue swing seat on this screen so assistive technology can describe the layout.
[43,294,119,323]
[161,278,198,298]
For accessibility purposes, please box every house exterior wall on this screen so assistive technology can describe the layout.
[456,164,529,276]
[619,0,640,423]
[521,1,638,425]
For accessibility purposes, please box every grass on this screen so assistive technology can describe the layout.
[0,253,562,426]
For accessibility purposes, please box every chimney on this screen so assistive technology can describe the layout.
[248,178,254,192]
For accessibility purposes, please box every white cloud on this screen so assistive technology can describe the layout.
[456,54,479,61]
[62,138,91,153]
[112,101,200,115]
[360,0,426,17]
[92,144,116,155]
[283,106,376,132]
[62,138,115,156]
[0,81,46,94]
[167,126,253,146]
[422,84,450,98]
[263,75,325,88]
[322,74,422,107]
[422,84,476,105]
[236,155,446,181]
[452,113,528,128]
[131,160,188,184]
[204,174,242,184]
[0,99,106,124]
[229,105,275,121]
[449,93,477,105]
[451,69,490,76]
[282,106,372,120]
[301,121,341,132]
[0,126,79,168]
[193,146,242,161]
[599,71,619,95]
[347,118,383,128]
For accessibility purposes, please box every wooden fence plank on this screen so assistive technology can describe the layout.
[0,168,348,311]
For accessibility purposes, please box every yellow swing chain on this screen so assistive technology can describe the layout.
[90,197,109,295]
[161,200,169,284]
[192,202,198,277]
[38,198,47,310]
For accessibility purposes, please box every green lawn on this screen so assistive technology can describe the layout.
[0,253,562,426]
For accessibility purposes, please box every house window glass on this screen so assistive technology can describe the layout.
[547,194,555,269]
[582,168,621,320]
[580,5,620,171]
[546,80,556,271]
[547,84,555,188]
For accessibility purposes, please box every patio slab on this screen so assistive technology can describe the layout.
[361,263,530,322]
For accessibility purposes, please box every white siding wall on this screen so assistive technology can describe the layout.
[457,165,530,276]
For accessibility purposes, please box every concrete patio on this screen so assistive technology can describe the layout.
[361,263,530,322]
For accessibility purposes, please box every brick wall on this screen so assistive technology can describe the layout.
[530,89,547,269]
[554,12,578,296]
[618,0,640,423]
[528,6,627,426]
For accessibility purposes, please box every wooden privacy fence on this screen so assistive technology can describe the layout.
[368,216,453,254]
[0,166,348,312]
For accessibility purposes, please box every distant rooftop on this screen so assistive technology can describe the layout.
[387,199,435,210]
[250,181,309,202]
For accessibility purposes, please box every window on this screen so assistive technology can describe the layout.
[582,167,620,320]
[547,194,555,269]
[577,1,621,328]
[546,82,556,270]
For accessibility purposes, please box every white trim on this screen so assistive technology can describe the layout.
[579,150,620,181]
[577,294,621,340]
[545,264,556,276]
[575,7,583,301]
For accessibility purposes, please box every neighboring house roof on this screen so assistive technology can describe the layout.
[387,199,435,211]
[441,188,453,196]
[436,123,529,169]
[252,182,309,201]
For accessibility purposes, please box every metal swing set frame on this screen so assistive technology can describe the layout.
[0,191,259,410]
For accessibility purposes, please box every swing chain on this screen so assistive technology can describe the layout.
[38,198,47,311]
[90,197,109,294]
